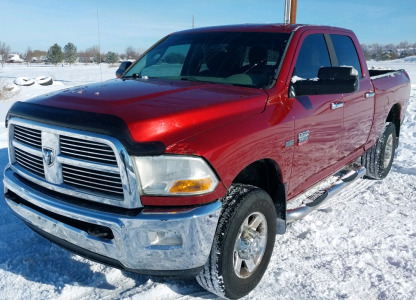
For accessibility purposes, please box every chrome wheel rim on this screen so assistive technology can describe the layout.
[233,212,267,278]
[383,134,394,169]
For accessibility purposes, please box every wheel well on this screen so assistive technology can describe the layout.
[386,104,401,140]
[232,159,287,222]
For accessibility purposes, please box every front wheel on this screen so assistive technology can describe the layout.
[196,184,276,299]
[362,122,397,179]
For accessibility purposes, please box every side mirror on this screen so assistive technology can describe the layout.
[293,67,359,96]
[116,61,133,78]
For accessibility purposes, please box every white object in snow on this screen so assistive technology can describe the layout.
[35,76,53,86]
[14,77,35,86]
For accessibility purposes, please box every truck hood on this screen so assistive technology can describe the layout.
[29,78,268,147]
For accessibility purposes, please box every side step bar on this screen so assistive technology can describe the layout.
[286,165,366,222]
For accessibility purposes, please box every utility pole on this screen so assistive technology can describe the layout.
[97,9,103,81]
[284,0,297,25]
[192,15,195,28]
[290,0,297,24]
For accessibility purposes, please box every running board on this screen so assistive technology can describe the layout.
[286,165,366,222]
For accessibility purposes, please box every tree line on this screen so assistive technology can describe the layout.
[44,43,137,65]
[2,39,416,67]
[361,41,416,61]
[1,41,143,67]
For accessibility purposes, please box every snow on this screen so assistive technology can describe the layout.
[1,59,416,300]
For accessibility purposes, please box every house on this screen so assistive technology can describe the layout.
[7,53,24,63]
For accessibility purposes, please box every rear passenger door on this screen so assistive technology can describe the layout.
[330,34,374,157]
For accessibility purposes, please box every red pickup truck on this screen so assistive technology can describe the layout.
[4,24,410,299]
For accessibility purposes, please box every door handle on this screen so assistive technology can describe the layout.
[331,102,344,110]
[365,91,375,98]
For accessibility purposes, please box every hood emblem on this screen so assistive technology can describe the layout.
[42,147,55,167]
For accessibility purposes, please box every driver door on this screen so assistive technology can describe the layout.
[288,33,344,197]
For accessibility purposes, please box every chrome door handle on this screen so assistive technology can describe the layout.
[331,102,344,110]
[365,92,375,98]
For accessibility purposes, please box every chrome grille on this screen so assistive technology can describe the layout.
[60,136,118,165]
[14,148,44,177]
[14,125,42,149]
[63,165,124,197]
[9,118,142,209]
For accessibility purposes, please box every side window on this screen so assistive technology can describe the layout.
[331,34,362,78]
[294,34,331,79]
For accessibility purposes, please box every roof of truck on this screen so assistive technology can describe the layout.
[172,23,353,35]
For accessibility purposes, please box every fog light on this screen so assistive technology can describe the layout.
[146,231,182,250]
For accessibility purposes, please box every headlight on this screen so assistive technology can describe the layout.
[133,155,219,196]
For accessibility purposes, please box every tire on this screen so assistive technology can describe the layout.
[35,76,53,86]
[362,122,397,179]
[196,184,276,299]
[14,77,35,86]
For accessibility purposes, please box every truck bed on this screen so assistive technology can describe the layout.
[369,68,406,79]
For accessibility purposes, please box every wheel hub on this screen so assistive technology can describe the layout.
[238,228,260,260]
[233,212,268,278]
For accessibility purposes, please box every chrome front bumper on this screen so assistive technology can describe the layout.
[3,165,222,274]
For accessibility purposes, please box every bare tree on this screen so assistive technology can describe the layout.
[77,51,88,64]
[24,47,34,65]
[398,41,409,50]
[85,45,101,64]
[360,44,371,61]
[0,41,11,68]
[125,46,139,60]
[32,50,47,62]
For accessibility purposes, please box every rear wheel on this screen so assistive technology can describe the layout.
[362,122,397,179]
[196,184,276,299]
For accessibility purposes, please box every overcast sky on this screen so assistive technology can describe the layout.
[1,0,415,54]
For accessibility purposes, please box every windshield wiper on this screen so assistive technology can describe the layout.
[123,73,150,79]
[180,76,204,82]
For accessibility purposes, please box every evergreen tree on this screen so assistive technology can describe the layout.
[46,43,64,65]
[105,51,119,64]
[63,42,77,65]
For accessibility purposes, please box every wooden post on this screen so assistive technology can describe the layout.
[290,0,297,24]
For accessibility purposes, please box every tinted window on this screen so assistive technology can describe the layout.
[142,44,190,77]
[331,34,362,77]
[124,32,290,89]
[294,34,331,79]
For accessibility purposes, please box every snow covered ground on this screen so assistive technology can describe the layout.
[0,59,415,300]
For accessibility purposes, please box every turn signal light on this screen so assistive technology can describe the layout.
[169,178,213,194]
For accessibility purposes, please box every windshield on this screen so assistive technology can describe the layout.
[123,31,290,89]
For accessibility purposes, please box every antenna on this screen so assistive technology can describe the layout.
[284,0,297,25]
[284,0,291,24]
[192,15,195,28]
[97,9,103,81]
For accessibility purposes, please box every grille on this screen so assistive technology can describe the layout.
[62,165,123,197]
[60,136,118,165]
[11,122,130,204]
[14,125,42,149]
[14,147,44,177]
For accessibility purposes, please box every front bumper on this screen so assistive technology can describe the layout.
[3,165,222,275]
